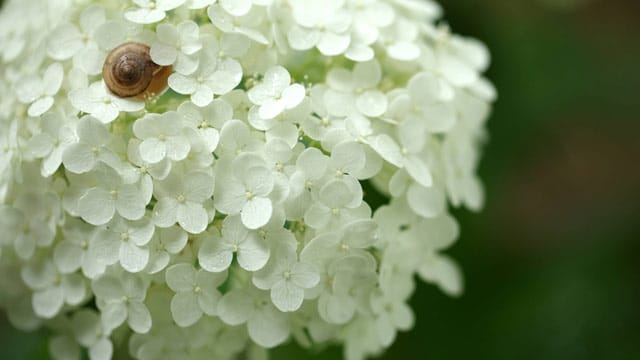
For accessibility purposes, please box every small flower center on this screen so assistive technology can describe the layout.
[304,180,313,190]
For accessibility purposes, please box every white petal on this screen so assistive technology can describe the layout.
[92,275,124,300]
[43,63,65,94]
[78,188,115,225]
[47,24,83,60]
[139,138,167,164]
[387,41,420,61]
[392,301,414,330]
[404,155,433,188]
[152,197,179,228]
[33,287,64,318]
[127,302,152,334]
[125,8,166,24]
[271,280,304,312]
[217,290,253,325]
[62,143,96,174]
[375,314,396,347]
[287,25,319,51]
[323,89,353,117]
[291,262,320,289]
[332,141,366,174]
[177,202,209,234]
[264,66,291,94]
[353,60,381,89]
[166,263,197,291]
[113,96,145,113]
[27,133,54,158]
[165,135,191,161]
[220,0,252,16]
[439,53,478,87]
[258,99,285,120]
[198,287,221,316]
[281,84,306,110]
[150,43,178,66]
[168,73,197,95]
[53,242,83,274]
[418,254,463,297]
[116,185,147,221]
[237,235,270,272]
[90,231,120,265]
[241,197,273,230]
[303,204,330,229]
[206,58,242,95]
[28,97,54,117]
[243,166,274,196]
[247,306,290,348]
[406,183,446,218]
[317,32,350,56]
[198,238,233,272]
[424,102,456,133]
[91,103,121,124]
[184,171,215,202]
[191,85,214,107]
[214,180,247,215]
[101,303,127,332]
[171,291,202,327]
[319,180,352,209]
[62,273,87,305]
[50,336,81,360]
[119,242,149,273]
[318,294,354,324]
[356,90,387,117]
[89,339,113,360]
[371,134,403,167]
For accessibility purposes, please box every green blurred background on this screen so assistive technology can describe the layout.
[2,0,639,359]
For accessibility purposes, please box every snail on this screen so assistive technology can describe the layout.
[102,42,172,99]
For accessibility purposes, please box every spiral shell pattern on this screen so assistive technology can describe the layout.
[103,42,170,98]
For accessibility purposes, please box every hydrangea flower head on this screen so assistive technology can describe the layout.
[0,0,495,359]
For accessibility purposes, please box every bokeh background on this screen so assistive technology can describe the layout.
[1,0,639,359]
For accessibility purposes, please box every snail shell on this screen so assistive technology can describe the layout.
[102,42,171,99]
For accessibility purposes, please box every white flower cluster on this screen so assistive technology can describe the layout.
[0,0,495,359]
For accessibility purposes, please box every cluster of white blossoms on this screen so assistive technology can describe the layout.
[0,0,495,359]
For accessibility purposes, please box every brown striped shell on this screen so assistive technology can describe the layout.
[102,42,171,99]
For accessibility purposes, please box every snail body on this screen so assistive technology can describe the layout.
[103,42,171,99]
